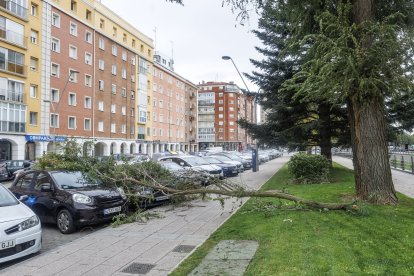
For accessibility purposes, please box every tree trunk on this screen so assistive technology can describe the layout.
[318,103,333,165]
[349,0,397,204]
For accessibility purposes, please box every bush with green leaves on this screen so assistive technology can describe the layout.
[287,153,330,184]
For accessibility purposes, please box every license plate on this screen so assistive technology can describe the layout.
[103,206,122,215]
[155,195,169,201]
[1,240,15,250]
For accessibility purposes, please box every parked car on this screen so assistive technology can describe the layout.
[6,160,34,180]
[210,152,252,170]
[209,154,244,173]
[0,162,12,182]
[0,184,42,264]
[158,155,223,179]
[159,161,210,186]
[202,156,238,177]
[9,170,127,234]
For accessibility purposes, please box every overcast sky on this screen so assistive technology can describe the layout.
[100,0,262,91]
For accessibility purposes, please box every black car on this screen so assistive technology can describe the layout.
[202,156,239,177]
[9,170,127,234]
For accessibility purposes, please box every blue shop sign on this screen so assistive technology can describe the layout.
[25,135,67,142]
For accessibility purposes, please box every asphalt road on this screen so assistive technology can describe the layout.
[0,180,108,270]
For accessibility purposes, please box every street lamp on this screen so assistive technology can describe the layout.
[222,56,251,93]
[44,69,79,153]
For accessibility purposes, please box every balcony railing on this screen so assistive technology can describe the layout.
[0,89,24,103]
[0,61,26,76]
[0,27,27,47]
[198,100,215,106]
[0,0,28,19]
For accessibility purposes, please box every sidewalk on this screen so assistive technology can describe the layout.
[1,156,290,276]
[333,156,414,198]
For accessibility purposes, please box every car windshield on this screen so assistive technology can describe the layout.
[161,162,184,172]
[51,171,102,189]
[203,157,221,164]
[0,185,19,207]
[183,156,210,166]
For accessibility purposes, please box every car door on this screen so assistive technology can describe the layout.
[30,172,58,223]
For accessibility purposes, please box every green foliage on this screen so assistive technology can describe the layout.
[287,153,330,184]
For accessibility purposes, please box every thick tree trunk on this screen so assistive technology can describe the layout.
[318,103,332,165]
[350,97,397,203]
[349,0,397,204]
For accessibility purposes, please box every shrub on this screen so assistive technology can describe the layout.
[287,153,330,184]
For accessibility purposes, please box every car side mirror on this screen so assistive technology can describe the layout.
[19,195,28,201]
[41,183,52,192]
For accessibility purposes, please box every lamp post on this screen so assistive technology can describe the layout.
[43,69,79,153]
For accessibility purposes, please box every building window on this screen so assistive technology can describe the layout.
[69,69,78,82]
[51,88,59,102]
[219,92,223,97]
[68,93,76,106]
[50,114,59,128]
[69,45,77,59]
[132,39,135,47]
[29,85,37,98]
[121,68,126,79]
[122,51,127,61]
[85,31,92,43]
[52,13,60,27]
[131,57,135,65]
[218,114,224,119]
[98,121,103,132]
[84,118,91,130]
[98,59,104,70]
[99,38,105,50]
[69,22,77,36]
[30,30,38,44]
[219,121,224,126]
[219,100,223,104]
[29,111,38,125]
[99,19,104,29]
[131,107,135,117]
[229,122,234,126]
[30,3,38,16]
[111,104,116,113]
[111,123,116,133]
[123,33,127,42]
[85,52,92,65]
[113,27,117,37]
[229,114,234,118]
[131,92,135,99]
[30,57,38,71]
[86,9,91,21]
[98,101,104,111]
[51,38,60,52]
[111,64,117,75]
[84,96,91,109]
[111,45,117,56]
[85,74,92,87]
[111,83,116,94]
[98,80,104,91]
[51,63,59,77]
[159,114,163,123]
[68,116,76,129]
[121,124,126,134]
[70,0,77,12]
[121,106,126,116]
[148,49,151,57]
[121,87,126,97]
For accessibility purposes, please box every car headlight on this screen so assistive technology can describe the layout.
[18,216,39,232]
[117,187,127,200]
[72,193,92,204]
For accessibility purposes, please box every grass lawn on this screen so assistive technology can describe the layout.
[171,164,414,275]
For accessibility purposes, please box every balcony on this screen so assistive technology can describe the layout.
[0,0,28,20]
[198,100,214,106]
[0,61,26,76]
[0,121,25,132]
[0,89,25,103]
[0,27,27,48]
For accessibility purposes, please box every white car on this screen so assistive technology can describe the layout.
[0,184,42,264]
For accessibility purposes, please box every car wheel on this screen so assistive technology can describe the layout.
[57,209,76,234]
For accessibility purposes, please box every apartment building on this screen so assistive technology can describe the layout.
[0,0,43,160]
[197,81,255,151]
[151,52,198,153]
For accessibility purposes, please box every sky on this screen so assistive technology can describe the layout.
[100,0,262,92]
